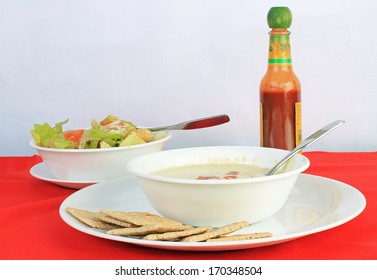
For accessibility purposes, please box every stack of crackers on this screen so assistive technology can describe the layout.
[66,207,272,242]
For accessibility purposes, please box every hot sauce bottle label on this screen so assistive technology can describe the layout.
[295,102,302,146]
[268,35,291,65]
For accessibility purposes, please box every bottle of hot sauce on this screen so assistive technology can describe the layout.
[260,7,301,151]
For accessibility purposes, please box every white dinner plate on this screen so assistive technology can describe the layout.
[30,162,97,189]
[59,174,366,251]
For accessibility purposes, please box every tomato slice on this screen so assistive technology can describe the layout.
[196,176,220,180]
[223,175,238,180]
[101,119,113,126]
[63,129,84,142]
[101,115,118,126]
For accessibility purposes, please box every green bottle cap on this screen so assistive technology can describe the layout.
[267,7,292,28]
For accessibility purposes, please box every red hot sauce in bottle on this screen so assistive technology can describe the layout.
[260,7,302,151]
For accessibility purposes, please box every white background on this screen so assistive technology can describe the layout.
[1,0,376,156]
[0,260,375,279]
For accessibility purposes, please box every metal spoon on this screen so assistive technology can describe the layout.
[266,120,345,176]
[148,114,230,132]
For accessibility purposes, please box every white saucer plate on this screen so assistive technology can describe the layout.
[59,174,366,251]
[30,162,97,189]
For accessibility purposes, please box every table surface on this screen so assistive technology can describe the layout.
[0,152,376,260]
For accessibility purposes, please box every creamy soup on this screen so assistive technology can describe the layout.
[152,163,269,180]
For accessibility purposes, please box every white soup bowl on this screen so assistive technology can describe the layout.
[127,146,310,227]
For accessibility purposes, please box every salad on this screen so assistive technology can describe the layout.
[31,115,156,149]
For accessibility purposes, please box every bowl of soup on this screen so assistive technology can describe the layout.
[127,146,310,227]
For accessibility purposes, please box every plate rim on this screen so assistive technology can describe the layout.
[30,162,98,189]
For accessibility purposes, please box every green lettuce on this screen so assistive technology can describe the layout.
[84,125,125,148]
[31,119,74,149]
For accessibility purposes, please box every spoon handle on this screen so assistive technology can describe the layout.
[148,114,230,132]
[267,120,345,175]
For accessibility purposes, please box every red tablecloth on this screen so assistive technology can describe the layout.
[0,152,376,260]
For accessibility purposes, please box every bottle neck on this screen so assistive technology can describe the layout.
[268,28,292,66]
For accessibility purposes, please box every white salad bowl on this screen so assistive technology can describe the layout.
[127,146,310,227]
[30,132,171,181]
